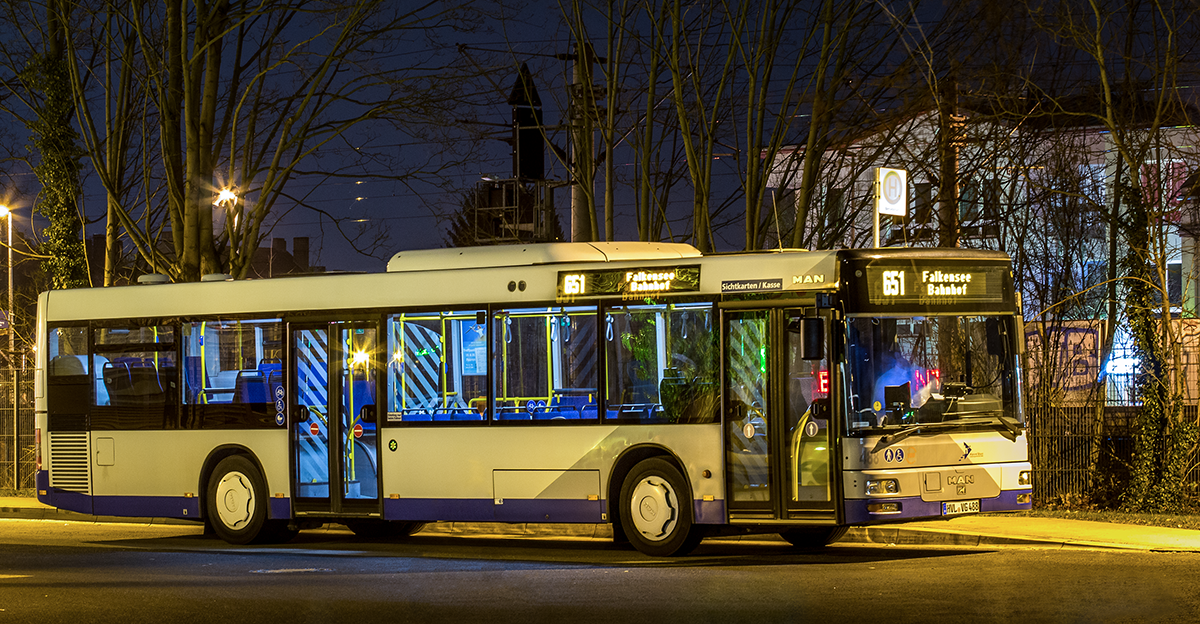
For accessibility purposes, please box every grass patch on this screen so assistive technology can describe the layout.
[1000,509,1200,531]
[0,489,35,498]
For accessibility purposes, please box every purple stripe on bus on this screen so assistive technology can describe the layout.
[981,489,1032,512]
[693,498,725,524]
[383,497,726,524]
[45,487,92,516]
[493,498,602,523]
[93,495,201,519]
[843,496,940,524]
[269,497,291,519]
[383,498,496,522]
[35,470,50,506]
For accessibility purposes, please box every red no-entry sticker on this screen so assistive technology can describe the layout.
[353,424,363,438]
[309,422,320,436]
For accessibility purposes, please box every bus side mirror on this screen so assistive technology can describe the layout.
[801,318,824,360]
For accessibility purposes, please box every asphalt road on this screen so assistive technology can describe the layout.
[0,520,1196,623]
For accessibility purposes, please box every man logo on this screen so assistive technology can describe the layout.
[792,274,826,285]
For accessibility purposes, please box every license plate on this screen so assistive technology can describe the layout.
[942,499,980,516]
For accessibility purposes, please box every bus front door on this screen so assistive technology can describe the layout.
[291,322,382,516]
[724,308,836,523]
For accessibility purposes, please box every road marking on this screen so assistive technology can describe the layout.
[249,568,333,574]
[0,575,29,579]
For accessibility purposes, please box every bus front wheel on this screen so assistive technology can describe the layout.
[206,455,288,545]
[619,458,703,557]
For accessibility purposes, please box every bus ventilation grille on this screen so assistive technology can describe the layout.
[49,432,91,495]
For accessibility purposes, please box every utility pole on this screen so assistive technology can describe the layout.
[937,77,960,249]
[565,42,601,243]
[936,77,960,387]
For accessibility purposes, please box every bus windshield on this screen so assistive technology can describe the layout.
[843,314,1022,434]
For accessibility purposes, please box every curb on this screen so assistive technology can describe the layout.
[845,525,1061,548]
[843,525,1152,551]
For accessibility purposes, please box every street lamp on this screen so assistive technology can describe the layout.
[0,205,13,488]
[0,204,12,358]
[214,187,242,275]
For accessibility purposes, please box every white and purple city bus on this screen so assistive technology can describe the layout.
[34,242,1031,556]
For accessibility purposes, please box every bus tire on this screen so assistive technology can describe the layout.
[345,520,426,539]
[779,526,848,548]
[619,458,703,557]
[206,455,273,545]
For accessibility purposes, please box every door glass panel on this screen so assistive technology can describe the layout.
[786,313,831,503]
[725,311,771,504]
[295,328,330,498]
[342,327,378,500]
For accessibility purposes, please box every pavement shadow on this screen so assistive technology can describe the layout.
[91,528,996,569]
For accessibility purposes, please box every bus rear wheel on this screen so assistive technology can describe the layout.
[619,458,703,557]
[206,455,291,545]
[779,526,848,548]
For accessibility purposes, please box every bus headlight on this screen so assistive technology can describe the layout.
[866,479,899,495]
[1018,471,1032,486]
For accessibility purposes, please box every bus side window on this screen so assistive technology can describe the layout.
[604,302,717,424]
[387,311,487,423]
[492,306,597,422]
[91,325,178,430]
[47,326,90,419]
[181,319,281,428]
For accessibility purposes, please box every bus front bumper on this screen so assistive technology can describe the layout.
[844,488,1032,525]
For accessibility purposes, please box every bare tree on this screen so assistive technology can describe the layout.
[1019,0,1200,511]
[0,0,494,282]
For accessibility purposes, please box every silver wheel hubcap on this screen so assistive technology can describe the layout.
[630,475,678,542]
[216,471,255,530]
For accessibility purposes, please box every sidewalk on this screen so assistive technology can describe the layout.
[3,495,1199,552]
[843,515,1200,551]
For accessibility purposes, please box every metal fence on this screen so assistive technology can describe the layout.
[0,369,35,491]
[1026,404,1200,503]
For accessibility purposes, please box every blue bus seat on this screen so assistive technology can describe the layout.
[400,410,433,422]
[234,370,269,404]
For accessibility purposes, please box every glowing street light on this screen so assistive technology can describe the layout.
[214,188,238,206]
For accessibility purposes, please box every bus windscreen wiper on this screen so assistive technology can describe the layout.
[871,415,1023,454]
[871,422,959,453]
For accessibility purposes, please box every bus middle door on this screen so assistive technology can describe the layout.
[291,321,382,517]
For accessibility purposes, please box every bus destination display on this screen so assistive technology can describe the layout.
[867,266,1004,305]
[558,265,700,299]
